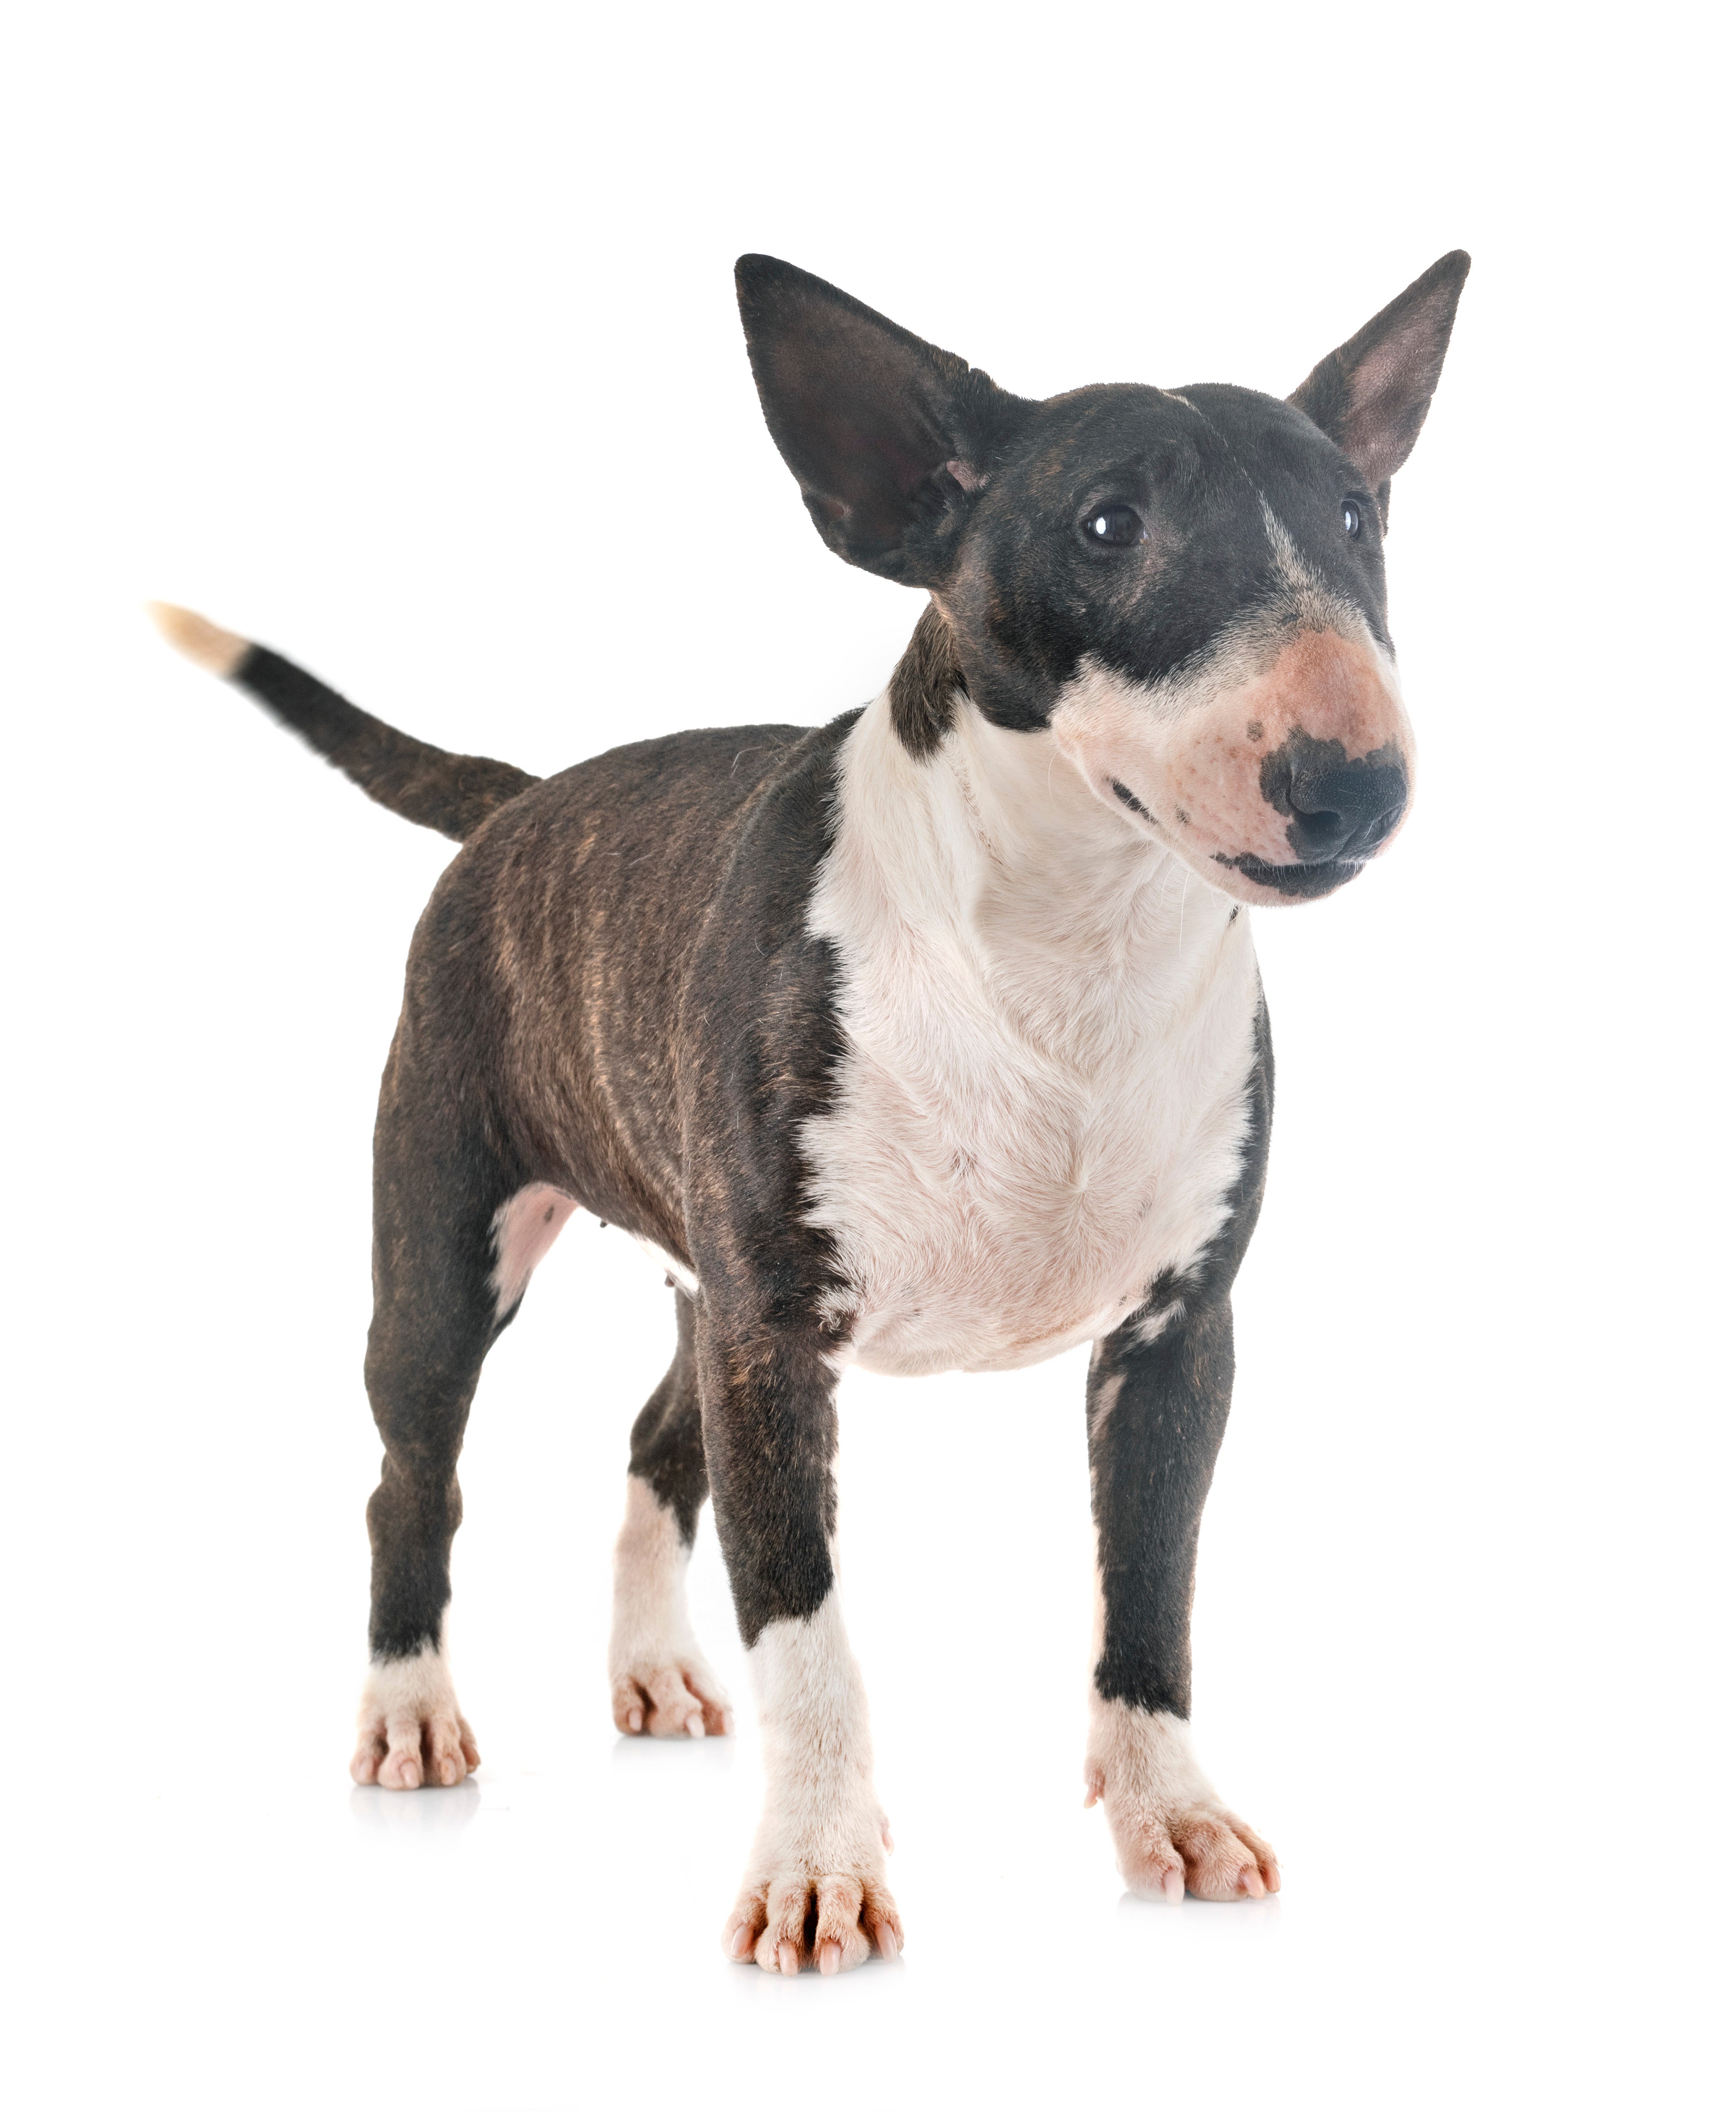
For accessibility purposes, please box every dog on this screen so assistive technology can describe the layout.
[151,247,1468,1973]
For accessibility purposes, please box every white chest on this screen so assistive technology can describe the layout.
[801,698,1262,1379]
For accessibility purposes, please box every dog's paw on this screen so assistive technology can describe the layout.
[1088,1770,1278,1901]
[350,1643,480,1789]
[609,1478,732,1737]
[611,1655,733,1739]
[724,1866,903,1976]
[725,1597,900,1972]
[1086,1696,1279,1902]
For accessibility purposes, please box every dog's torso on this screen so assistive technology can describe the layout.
[438,689,1262,1377]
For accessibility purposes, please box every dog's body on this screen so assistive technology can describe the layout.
[153,248,1467,1970]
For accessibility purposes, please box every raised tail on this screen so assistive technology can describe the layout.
[147,604,541,843]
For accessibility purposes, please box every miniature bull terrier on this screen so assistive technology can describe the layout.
[152,245,1468,1971]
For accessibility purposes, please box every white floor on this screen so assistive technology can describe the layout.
[8,1203,1725,2111]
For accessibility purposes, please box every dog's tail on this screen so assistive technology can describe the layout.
[147,604,541,843]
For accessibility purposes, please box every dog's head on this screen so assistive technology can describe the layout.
[737,250,1468,905]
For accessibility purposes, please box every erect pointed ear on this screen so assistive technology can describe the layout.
[736,256,1034,585]
[1289,251,1471,498]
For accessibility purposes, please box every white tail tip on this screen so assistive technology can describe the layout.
[146,602,250,678]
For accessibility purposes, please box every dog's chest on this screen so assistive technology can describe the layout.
[800,705,1261,1379]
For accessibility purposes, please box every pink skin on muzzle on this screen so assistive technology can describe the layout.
[1052,628,1415,905]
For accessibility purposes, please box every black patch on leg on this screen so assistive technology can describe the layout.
[694,1313,841,1647]
[1091,1304,1235,1715]
[364,1039,525,1661]
[1086,998,1274,1717]
[627,1290,708,1545]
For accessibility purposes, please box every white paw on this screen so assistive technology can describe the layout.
[610,1479,732,1737]
[351,1642,479,1789]
[722,1598,901,1974]
[1086,1696,1279,1902]
[724,1862,903,1976]
[611,1655,733,1738]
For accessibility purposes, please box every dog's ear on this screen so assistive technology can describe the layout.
[1289,251,1470,508]
[736,256,1034,584]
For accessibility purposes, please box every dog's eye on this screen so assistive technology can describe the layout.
[1082,504,1146,549]
[1342,499,1362,538]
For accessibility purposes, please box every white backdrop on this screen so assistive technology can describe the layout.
[3,6,1728,2108]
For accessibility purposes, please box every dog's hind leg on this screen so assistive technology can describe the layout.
[609,1289,732,1738]
[349,1026,547,1791]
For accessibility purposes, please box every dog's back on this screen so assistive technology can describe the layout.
[149,596,854,1266]
[408,714,847,1263]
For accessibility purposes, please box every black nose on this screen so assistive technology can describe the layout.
[1262,735,1409,865]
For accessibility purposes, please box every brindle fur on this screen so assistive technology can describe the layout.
[356,713,857,1659]
[235,644,538,841]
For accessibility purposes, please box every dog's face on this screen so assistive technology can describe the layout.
[945,382,1415,902]
[737,251,1467,905]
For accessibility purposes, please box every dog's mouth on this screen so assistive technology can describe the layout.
[1211,850,1366,899]
[1106,776,1365,903]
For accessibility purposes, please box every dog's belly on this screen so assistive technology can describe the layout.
[843,1218,1180,1379]
[805,1028,1258,1380]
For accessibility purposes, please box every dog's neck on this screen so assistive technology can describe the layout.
[817,683,1245,1061]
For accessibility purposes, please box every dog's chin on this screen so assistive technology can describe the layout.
[1095,777,1368,907]
[1209,850,1367,903]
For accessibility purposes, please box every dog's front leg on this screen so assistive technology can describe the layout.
[1084,1297,1280,1901]
[697,1310,901,1976]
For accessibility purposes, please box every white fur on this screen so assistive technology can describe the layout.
[351,1621,478,1789]
[725,1591,900,1973]
[1132,1297,1185,1346]
[609,1474,730,1737]
[629,1233,699,1297]
[1083,1570,1278,1902]
[803,692,1261,1377]
[1086,1367,1124,1445]
[147,601,249,678]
